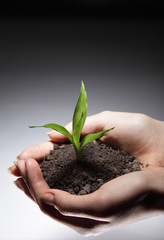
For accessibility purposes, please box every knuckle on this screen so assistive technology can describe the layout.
[135,113,149,125]
[130,113,150,132]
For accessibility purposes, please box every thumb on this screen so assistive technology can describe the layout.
[41,189,102,219]
[41,170,151,220]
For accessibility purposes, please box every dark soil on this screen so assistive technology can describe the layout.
[39,140,142,195]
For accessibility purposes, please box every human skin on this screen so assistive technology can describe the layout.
[9,111,164,235]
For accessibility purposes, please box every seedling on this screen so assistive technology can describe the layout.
[29,81,114,161]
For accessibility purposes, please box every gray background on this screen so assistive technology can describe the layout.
[0,3,164,239]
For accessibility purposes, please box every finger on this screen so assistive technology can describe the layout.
[47,121,72,142]
[14,160,26,179]
[17,141,54,161]
[9,141,54,177]
[48,112,106,141]
[25,158,110,234]
[41,171,150,220]
[24,158,109,222]
[41,189,104,220]
[95,171,151,218]
[14,160,37,200]
[25,158,50,205]
[8,165,21,177]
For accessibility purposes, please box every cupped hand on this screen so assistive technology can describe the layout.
[9,111,164,235]
[48,111,164,168]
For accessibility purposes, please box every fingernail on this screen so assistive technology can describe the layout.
[16,155,20,161]
[13,161,25,178]
[43,193,55,204]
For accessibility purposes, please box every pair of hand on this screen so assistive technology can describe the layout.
[9,111,164,235]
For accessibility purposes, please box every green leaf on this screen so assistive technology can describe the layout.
[72,81,87,149]
[29,123,73,143]
[80,127,115,149]
[29,81,115,162]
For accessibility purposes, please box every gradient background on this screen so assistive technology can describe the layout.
[1,2,164,240]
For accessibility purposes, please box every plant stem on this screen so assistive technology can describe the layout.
[76,148,82,162]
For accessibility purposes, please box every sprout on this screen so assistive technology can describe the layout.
[29,81,114,161]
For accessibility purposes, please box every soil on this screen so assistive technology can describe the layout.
[39,140,142,195]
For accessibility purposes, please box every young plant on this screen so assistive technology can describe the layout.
[29,81,114,161]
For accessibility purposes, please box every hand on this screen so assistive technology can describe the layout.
[9,111,164,235]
